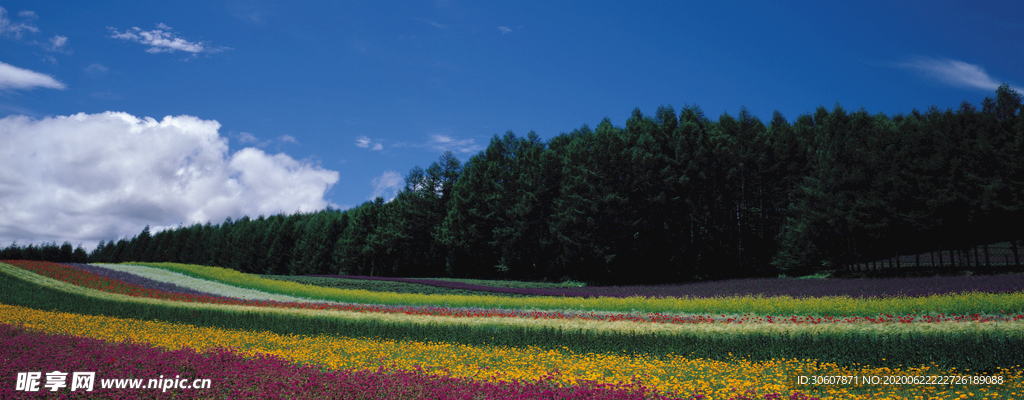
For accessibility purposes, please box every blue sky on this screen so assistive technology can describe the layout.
[1,0,1022,249]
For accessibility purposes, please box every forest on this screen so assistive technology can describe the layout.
[5,84,1023,284]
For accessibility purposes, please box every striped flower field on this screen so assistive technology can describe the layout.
[2,260,1023,399]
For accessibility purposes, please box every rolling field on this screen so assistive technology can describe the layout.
[2,260,1023,399]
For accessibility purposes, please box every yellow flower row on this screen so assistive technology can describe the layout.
[131,262,1024,316]
[2,303,1020,400]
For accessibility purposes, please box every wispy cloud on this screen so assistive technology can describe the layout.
[355,136,383,151]
[414,17,449,30]
[38,54,57,65]
[428,134,481,154]
[280,135,297,143]
[85,63,109,74]
[0,7,39,39]
[0,61,65,90]
[894,56,1021,92]
[2,8,70,56]
[0,102,36,116]
[45,35,68,52]
[108,23,228,55]
[237,132,260,144]
[228,2,270,25]
[235,131,273,147]
[497,26,512,34]
[370,170,402,201]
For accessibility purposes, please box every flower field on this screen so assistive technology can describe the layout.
[122,262,1024,317]
[1,322,674,400]
[2,260,1024,399]
[296,272,1024,299]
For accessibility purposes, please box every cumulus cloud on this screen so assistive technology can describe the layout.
[0,112,339,249]
[895,57,1022,92]
[428,134,481,154]
[370,171,402,201]
[0,60,65,90]
[355,136,383,150]
[108,23,227,55]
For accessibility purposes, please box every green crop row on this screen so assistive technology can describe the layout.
[264,275,531,297]
[3,262,1022,373]
[128,262,1024,316]
[418,276,588,289]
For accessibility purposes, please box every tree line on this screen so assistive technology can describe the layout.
[1,241,89,264]
[11,84,1022,283]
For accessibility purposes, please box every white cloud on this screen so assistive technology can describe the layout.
[0,61,65,90]
[280,134,297,143]
[46,34,67,51]
[355,135,383,150]
[39,54,58,65]
[85,63,109,74]
[498,26,512,34]
[370,171,402,201]
[895,57,1022,92]
[0,112,339,250]
[108,23,227,55]
[428,134,481,154]
[0,7,39,39]
[414,17,448,30]
[234,131,272,147]
[237,131,259,143]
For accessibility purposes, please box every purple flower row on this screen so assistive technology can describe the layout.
[0,323,685,399]
[308,273,1024,299]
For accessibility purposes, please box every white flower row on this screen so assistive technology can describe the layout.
[91,263,340,304]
